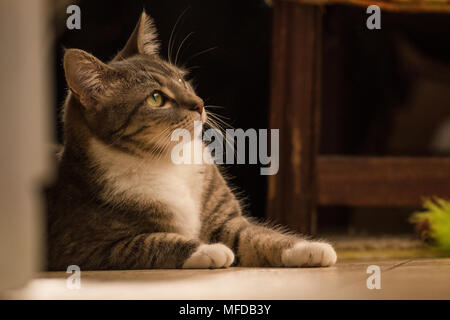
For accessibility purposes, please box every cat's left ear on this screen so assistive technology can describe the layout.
[114,11,160,60]
[64,49,116,108]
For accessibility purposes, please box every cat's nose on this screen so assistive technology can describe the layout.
[190,100,204,115]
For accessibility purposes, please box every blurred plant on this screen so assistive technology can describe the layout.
[410,197,450,251]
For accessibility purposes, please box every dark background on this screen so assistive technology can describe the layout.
[53,0,450,235]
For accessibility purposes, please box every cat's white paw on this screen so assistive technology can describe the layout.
[182,243,234,269]
[281,241,337,267]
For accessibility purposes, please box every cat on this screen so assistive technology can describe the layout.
[46,11,337,270]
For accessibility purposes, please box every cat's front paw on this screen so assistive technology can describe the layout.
[281,241,337,267]
[182,243,234,269]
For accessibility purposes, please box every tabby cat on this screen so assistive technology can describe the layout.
[46,12,337,270]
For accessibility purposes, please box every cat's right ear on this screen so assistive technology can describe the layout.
[64,49,114,108]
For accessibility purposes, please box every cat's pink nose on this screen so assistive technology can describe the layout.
[191,101,204,115]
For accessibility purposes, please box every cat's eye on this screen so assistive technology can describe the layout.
[146,91,165,108]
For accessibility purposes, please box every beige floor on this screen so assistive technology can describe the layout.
[4,258,450,300]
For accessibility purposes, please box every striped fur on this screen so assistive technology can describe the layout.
[46,11,336,271]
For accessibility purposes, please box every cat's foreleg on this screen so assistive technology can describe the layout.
[107,232,234,269]
[205,216,337,267]
[201,165,337,267]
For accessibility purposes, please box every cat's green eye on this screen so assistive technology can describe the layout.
[146,91,165,108]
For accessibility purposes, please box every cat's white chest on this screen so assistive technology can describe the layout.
[89,138,203,238]
[142,162,203,238]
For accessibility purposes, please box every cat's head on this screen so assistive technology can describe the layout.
[63,12,205,156]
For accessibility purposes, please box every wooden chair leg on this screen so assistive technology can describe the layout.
[267,2,323,235]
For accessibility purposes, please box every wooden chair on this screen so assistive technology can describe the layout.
[267,0,450,234]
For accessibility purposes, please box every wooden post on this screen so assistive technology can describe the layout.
[267,1,323,235]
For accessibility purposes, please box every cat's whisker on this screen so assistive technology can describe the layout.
[160,137,174,162]
[150,127,173,160]
[209,119,234,142]
[209,113,232,124]
[168,7,190,64]
[175,31,194,67]
[208,114,231,129]
[207,111,234,130]
[157,133,176,162]
[206,110,228,126]
[129,126,172,169]
[206,113,226,131]
[205,115,236,160]
[152,124,182,162]
[207,109,232,121]
[210,117,236,156]
[205,105,226,110]
[183,46,218,66]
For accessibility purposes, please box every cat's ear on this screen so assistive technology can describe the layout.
[114,11,160,60]
[64,49,115,108]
